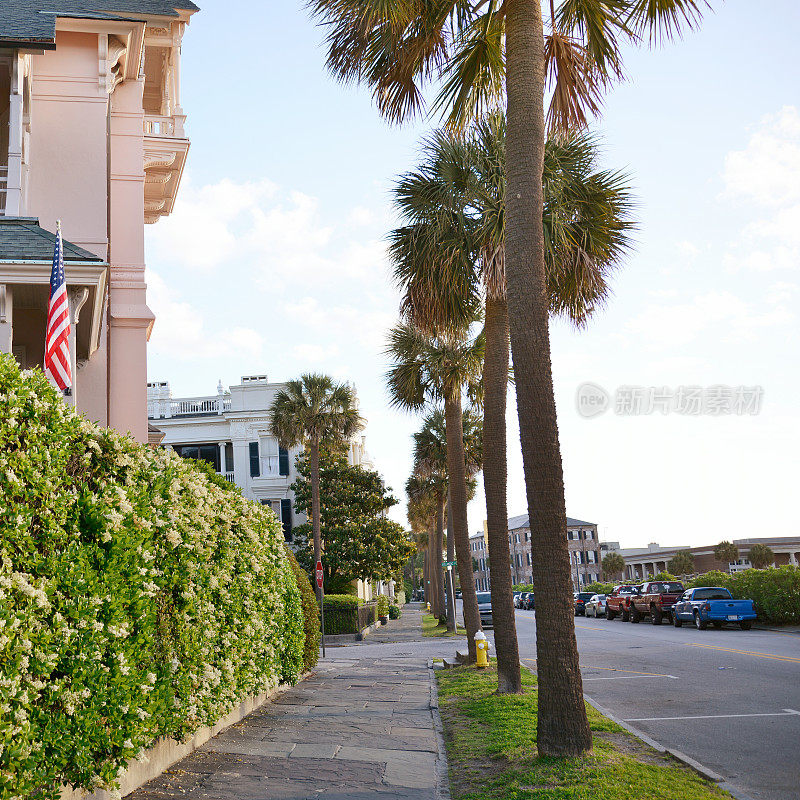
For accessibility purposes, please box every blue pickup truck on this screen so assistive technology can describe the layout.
[672,587,757,630]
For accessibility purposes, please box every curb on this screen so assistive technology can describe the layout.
[583,695,756,800]
[520,662,755,800]
[428,659,452,800]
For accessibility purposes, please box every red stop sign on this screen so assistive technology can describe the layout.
[315,560,323,589]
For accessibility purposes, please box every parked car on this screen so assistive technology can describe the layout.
[574,592,595,616]
[513,592,523,608]
[476,591,493,628]
[584,594,607,617]
[630,580,685,625]
[522,592,535,610]
[455,590,462,600]
[605,585,641,621]
[673,587,757,630]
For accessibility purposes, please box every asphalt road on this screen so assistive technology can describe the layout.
[513,609,800,800]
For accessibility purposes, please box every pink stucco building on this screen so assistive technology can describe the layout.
[0,1,198,441]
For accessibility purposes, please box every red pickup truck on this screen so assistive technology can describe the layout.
[629,580,685,625]
[605,585,641,622]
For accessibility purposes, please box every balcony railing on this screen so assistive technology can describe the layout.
[148,395,231,419]
[0,166,7,214]
[144,114,185,138]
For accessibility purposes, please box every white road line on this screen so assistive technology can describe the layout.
[624,709,800,722]
[583,674,679,681]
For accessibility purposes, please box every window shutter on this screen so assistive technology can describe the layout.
[278,447,290,476]
[249,442,260,477]
[280,499,292,542]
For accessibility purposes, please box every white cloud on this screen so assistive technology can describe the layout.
[626,290,792,349]
[722,106,800,206]
[721,107,800,275]
[146,271,264,363]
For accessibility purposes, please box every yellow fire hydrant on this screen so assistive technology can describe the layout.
[474,630,489,668]
[426,601,431,613]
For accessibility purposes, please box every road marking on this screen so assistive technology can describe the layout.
[583,675,678,681]
[582,665,674,678]
[624,709,800,723]
[685,643,800,664]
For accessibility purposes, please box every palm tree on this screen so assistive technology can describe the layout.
[391,118,633,693]
[270,374,364,605]
[413,407,483,630]
[386,322,485,660]
[309,0,707,756]
[714,541,739,569]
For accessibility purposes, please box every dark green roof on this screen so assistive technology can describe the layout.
[0,218,105,262]
[0,1,199,47]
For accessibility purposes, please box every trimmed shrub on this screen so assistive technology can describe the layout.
[395,589,406,606]
[284,547,321,672]
[513,583,535,592]
[323,594,361,634]
[388,604,401,620]
[376,594,390,618]
[687,566,800,624]
[0,356,304,800]
[583,581,614,595]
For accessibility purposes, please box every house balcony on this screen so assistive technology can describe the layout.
[143,113,189,224]
[148,393,231,419]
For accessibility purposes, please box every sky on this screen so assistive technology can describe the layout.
[145,1,800,550]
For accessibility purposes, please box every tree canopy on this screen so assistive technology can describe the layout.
[668,550,695,576]
[291,448,415,593]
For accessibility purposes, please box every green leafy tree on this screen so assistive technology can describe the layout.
[270,374,364,604]
[310,0,710,758]
[291,449,415,593]
[601,552,625,581]
[668,550,695,576]
[748,544,775,569]
[714,540,739,567]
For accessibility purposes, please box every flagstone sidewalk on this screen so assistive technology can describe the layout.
[128,655,448,800]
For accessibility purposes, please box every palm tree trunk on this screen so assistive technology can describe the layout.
[444,395,480,662]
[445,490,456,632]
[427,523,436,615]
[435,497,447,624]
[483,296,522,693]
[309,440,323,604]
[504,0,592,756]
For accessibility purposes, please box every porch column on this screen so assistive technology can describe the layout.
[108,74,152,442]
[5,56,24,216]
[66,288,89,409]
[0,285,12,353]
[218,441,226,474]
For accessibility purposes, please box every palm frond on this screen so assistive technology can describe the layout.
[624,0,707,45]
[544,30,605,134]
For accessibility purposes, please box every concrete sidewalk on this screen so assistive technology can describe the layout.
[128,655,447,800]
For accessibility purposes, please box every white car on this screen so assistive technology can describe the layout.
[585,594,607,617]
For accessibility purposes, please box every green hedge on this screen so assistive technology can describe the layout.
[0,356,305,799]
[284,547,321,672]
[323,594,362,635]
[389,604,401,620]
[688,566,800,625]
[513,583,535,592]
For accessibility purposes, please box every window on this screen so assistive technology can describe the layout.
[249,442,260,477]
[526,553,531,566]
[175,444,220,471]
[281,499,292,542]
[515,534,520,544]
[278,447,290,476]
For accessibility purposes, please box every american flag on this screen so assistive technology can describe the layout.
[44,221,72,393]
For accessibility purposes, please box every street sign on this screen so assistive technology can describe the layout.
[442,560,456,568]
[315,560,324,589]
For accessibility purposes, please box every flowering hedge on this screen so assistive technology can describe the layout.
[0,356,304,799]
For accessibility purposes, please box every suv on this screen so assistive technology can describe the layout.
[574,592,595,616]
[605,585,641,621]
[476,591,493,628]
[630,581,685,625]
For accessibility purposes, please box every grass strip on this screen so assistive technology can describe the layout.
[436,662,731,800]
[423,613,465,638]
